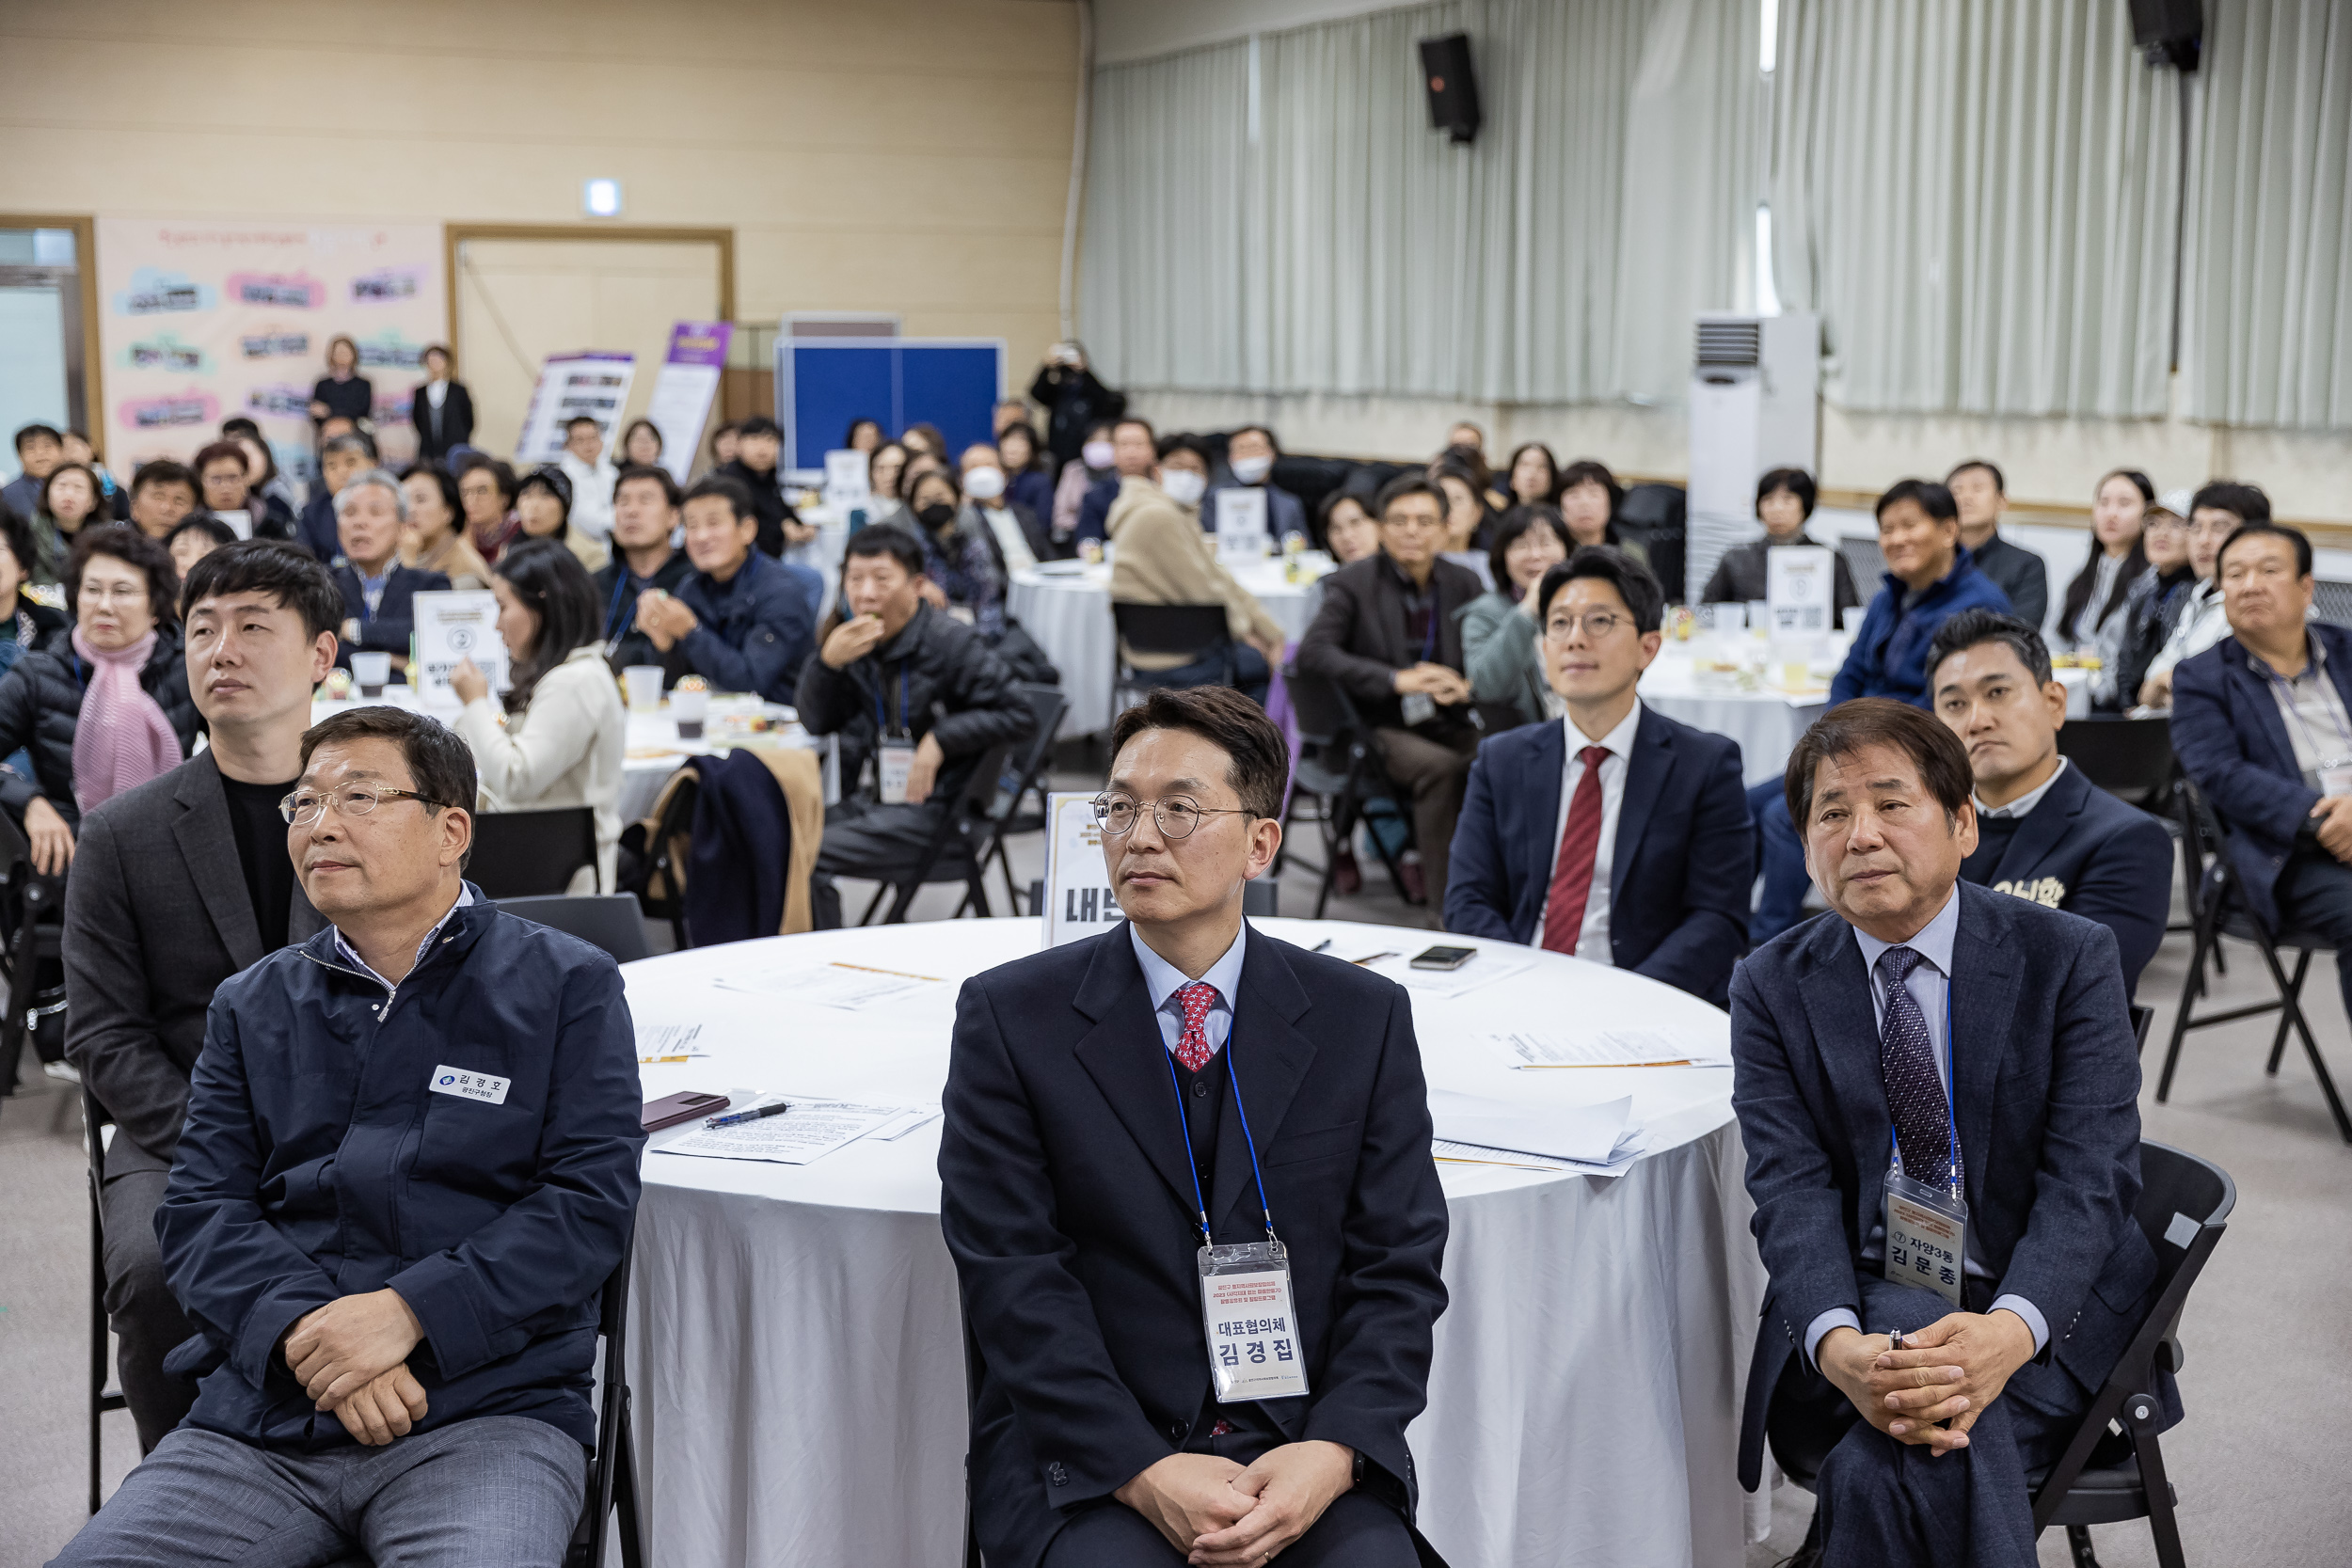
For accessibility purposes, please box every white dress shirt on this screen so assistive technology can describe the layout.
[1130,921,1248,1058]
[1801,887,2048,1368]
[331,887,472,1002]
[1531,700,1644,960]
[559,451,618,545]
[1973,756,2069,821]
[982,504,1038,572]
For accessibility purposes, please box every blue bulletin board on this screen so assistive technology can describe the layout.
[777,337,1006,475]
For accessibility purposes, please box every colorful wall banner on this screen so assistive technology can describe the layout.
[639,321,734,483]
[94,219,447,486]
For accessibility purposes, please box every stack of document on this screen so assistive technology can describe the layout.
[654,1097,940,1165]
[712,961,942,1010]
[1426,1088,1646,1176]
[1486,1028,1731,1070]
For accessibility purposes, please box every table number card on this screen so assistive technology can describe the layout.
[1041,791,1122,948]
[1766,546,1836,636]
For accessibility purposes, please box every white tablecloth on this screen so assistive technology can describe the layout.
[622,917,1769,1567]
[1009,560,1324,736]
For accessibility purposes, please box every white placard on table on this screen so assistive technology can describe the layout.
[1766,546,1836,636]
[1215,487,1269,562]
[1041,791,1122,948]
[409,590,508,713]
[822,450,872,514]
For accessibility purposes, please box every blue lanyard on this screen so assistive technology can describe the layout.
[871,663,910,737]
[1160,1013,1278,1247]
[603,572,634,642]
[1886,972,1962,1198]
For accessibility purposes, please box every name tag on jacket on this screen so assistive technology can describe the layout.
[428,1066,512,1105]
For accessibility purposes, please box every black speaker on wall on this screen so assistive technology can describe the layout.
[2127,0,2201,71]
[1420,33,1482,145]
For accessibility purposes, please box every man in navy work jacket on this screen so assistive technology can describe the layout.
[1929,609,2174,994]
[631,474,818,703]
[2170,520,2352,1052]
[1445,546,1751,1005]
[50,706,644,1568]
[1730,699,2165,1568]
[1749,478,2010,943]
[940,686,1449,1568]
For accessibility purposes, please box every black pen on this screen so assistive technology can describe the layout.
[707,1101,790,1129]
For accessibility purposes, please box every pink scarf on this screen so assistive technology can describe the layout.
[71,626,182,814]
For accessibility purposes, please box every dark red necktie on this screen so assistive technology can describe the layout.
[1542,746,1613,955]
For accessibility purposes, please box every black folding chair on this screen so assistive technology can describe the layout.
[1112,603,1234,716]
[856,740,1019,926]
[0,809,68,1097]
[1281,665,1418,914]
[468,807,597,898]
[569,1239,644,1568]
[979,684,1075,915]
[79,1088,130,1514]
[2058,718,2202,972]
[1840,534,1888,593]
[2160,780,2352,1143]
[496,895,652,964]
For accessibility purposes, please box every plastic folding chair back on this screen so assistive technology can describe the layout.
[79,1090,129,1514]
[496,895,653,964]
[468,807,597,898]
[2056,717,2177,809]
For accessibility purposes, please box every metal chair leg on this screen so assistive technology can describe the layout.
[2251,941,2352,1143]
[2064,1524,2101,1567]
[2124,1393,2185,1568]
[2156,916,2214,1101]
[858,885,889,927]
[2265,949,2311,1075]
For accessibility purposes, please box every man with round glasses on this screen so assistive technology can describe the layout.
[941,685,1449,1568]
[1445,546,1754,1005]
[54,705,644,1567]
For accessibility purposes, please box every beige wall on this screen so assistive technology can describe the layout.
[0,0,1080,444]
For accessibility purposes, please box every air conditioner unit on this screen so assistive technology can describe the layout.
[1684,312,1820,601]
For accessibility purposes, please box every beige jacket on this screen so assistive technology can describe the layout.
[1106,475,1284,670]
[455,643,628,893]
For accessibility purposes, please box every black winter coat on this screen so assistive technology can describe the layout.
[0,631,200,828]
[793,602,1035,806]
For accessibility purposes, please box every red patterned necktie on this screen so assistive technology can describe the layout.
[1173,981,1220,1072]
[1541,746,1613,955]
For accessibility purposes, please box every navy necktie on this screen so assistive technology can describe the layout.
[1876,945,1959,1190]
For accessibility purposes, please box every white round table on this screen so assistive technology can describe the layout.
[621,918,1769,1567]
[1009,560,1324,736]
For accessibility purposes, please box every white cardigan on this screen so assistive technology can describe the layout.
[455,643,628,894]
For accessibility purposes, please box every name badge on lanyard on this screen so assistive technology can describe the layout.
[1162,1021,1311,1403]
[1883,996,1967,1307]
[872,664,915,804]
[2322,758,2352,799]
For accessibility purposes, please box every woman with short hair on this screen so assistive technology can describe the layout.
[516,467,610,575]
[1557,458,1646,565]
[618,419,664,470]
[400,465,493,589]
[1458,505,1575,730]
[34,461,111,583]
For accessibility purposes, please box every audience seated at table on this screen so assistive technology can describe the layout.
[794,526,1036,929]
[301,433,379,563]
[3,420,60,523]
[718,413,813,558]
[1296,474,1486,911]
[2058,469,2151,654]
[940,684,1448,1568]
[2137,482,2265,709]
[454,451,522,565]
[63,540,339,1457]
[996,420,1058,528]
[408,343,474,463]
[515,465,609,575]
[0,525,199,878]
[450,539,626,894]
[633,475,817,705]
[1502,440,1561,506]
[1108,435,1288,705]
[2169,520,2352,1033]
[555,415,617,547]
[1947,459,2048,629]
[1730,698,2169,1568]
[1700,467,1861,616]
[1749,478,2010,942]
[1456,503,1571,730]
[0,507,67,673]
[2094,502,2192,710]
[707,420,739,471]
[959,439,1061,569]
[221,420,303,527]
[1447,546,1752,1005]
[1428,455,1498,591]
[396,464,491,590]
[1928,609,2174,993]
[1077,417,1162,546]
[1028,339,1126,470]
[866,440,913,531]
[32,459,116,582]
[617,417,664,471]
[907,466,1009,635]
[1205,423,1306,543]
[127,459,203,546]
[192,439,294,544]
[50,705,644,1568]
[1054,420,1119,541]
[596,464,694,674]
[1316,487,1380,564]
[844,416,883,454]
[899,421,948,462]
[330,468,449,675]
[1557,458,1647,569]
[167,515,235,580]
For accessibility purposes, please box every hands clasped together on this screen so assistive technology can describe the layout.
[1818,1308,2038,1458]
[1115,1440,1356,1564]
[282,1288,427,1447]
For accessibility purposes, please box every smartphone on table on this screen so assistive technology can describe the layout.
[1409,945,1477,972]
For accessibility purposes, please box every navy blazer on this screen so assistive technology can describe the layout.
[2169,625,2352,928]
[939,925,1449,1568]
[1443,705,1752,1005]
[1961,761,2175,994]
[1831,547,2013,707]
[332,562,450,666]
[1729,883,2157,1491]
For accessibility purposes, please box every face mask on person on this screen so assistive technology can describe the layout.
[1160,469,1209,508]
[1082,440,1116,470]
[916,501,958,531]
[964,467,1007,502]
[1230,454,1274,485]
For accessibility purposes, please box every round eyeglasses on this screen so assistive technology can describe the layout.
[279,784,452,827]
[1542,610,1628,641]
[1089,795,1252,839]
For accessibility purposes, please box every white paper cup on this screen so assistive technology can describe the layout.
[669,688,708,739]
[350,651,391,696]
[624,665,664,714]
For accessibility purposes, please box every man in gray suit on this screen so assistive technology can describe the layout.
[65,541,342,1452]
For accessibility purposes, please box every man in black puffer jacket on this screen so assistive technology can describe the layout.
[795,526,1036,927]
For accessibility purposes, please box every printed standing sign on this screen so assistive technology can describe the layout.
[410,590,509,712]
[823,450,872,514]
[1041,791,1122,948]
[513,352,638,467]
[1215,487,1269,562]
[1766,545,1836,636]
[639,321,734,482]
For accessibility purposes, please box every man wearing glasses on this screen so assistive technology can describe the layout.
[1444,546,1754,1004]
[940,686,1449,1568]
[53,706,643,1567]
